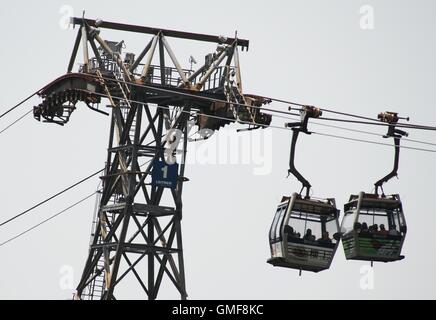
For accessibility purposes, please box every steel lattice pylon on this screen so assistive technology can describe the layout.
[32,17,272,299]
[76,102,190,300]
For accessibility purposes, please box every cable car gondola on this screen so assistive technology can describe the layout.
[268,193,340,272]
[341,112,408,263]
[267,106,341,273]
[341,192,406,262]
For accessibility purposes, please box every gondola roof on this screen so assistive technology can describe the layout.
[280,195,338,216]
[345,193,402,211]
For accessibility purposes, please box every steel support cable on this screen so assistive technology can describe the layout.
[2,85,433,233]
[87,73,436,131]
[311,131,436,153]
[5,75,436,136]
[319,107,382,122]
[3,70,421,133]
[273,113,436,147]
[0,96,159,230]
[89,89,436,147]
[258,95,384,123]
[0,159,153,247]
[0,192,97,248]
[0,169,103,228]
[0,109,435,247]
[1,75,433,246]
[319,107,436,131]
[232,94,431,127]
[316,116,436,132]
[0,109,32,135]
[0,88,41,119]
[311,121,436,147]
[0,138,433,248]
[264,115,436,152]
[83,89,436,153]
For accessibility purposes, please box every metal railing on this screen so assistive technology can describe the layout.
[81,58,233,91]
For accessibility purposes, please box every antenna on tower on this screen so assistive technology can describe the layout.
[189,55,197,71]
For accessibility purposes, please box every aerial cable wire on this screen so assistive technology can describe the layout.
[0,135,433,248]
[10,73,435,133]
[1,92,436,246]
[1,83,435,231]
[311,132,436,153]
[319,107,382,122]
[2,64,435,248]
[316,116,436,132]
[312,121,436,147]
[0,159,153,246]
[86,73,436,132]
[0,109,32,135]
[258,95,383,123]
[272,113,436,147]
[81,89,436,153]
[82,89,436,152]
[0,169,103,228]
[0,89,41,119]
[0,191,97,248]
[4,75,436,135]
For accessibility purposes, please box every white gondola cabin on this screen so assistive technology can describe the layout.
[268,193,341,273]
[341,192,407,262]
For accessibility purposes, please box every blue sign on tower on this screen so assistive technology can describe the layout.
[151,160,179,189]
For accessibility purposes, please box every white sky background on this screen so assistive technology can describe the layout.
[0,0,435,299]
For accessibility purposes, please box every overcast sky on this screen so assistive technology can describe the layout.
[0,0,435,299]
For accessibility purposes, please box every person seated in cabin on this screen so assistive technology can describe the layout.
[360,222,369,234]
[284,225,301,239]
[377,224,389,236]
[353,222,362,233]
[303,229,316,242]
[284,225,293,235]
[369,224,379,234]
[317,231,332,245]
[284,225,294,238]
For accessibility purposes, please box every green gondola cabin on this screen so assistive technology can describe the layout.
[341,192,407,262]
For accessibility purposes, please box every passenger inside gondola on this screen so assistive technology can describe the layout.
[353,222,361,233]
[354,220,401,238]
[284,225,301,240]
[317,232,332,245]
[303,229,316,242]
[369,224,378,234]
[378,224,389,235]
[360,222,369,234]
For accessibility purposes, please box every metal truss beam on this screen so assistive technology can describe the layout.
[71,17,249,50]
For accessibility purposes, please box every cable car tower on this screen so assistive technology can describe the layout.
[32,17,272,300]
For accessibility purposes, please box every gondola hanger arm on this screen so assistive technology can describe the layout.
[374,111,409,196]
[285,106,322,199]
